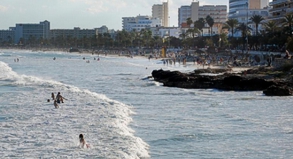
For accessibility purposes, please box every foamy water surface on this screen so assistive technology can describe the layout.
[1,49,293,159]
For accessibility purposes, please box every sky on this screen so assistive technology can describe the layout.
[0,0,265,31]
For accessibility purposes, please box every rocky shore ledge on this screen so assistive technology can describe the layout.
[151,67,293,96]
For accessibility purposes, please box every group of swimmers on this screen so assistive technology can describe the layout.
[14,58,19,62]
[48,92,90,148]
[50,92,65,108]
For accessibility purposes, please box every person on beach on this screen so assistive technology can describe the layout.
[56,92,65,104]
[285,50,292,59]
[79,134,90,148]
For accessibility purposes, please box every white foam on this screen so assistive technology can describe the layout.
[0,60,150,158]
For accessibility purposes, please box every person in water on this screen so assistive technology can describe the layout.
[54,100,59,108]
[51,93,55,100]
[79,134,90,148]
[56,92,65,104]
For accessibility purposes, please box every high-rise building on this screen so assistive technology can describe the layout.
[152,1,169,27]
[178,1,199,27]
[269,0,293,21]
[14,20,50,44]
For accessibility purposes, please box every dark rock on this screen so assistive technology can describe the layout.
[151,69,293,96]
[263,85,293,96]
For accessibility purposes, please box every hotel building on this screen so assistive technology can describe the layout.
[13,20,50,44]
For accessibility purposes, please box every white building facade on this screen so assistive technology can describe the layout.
[122,15,161,32]
[229,8,269,37]
[269,0,293,21]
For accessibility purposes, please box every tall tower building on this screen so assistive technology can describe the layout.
[178,1,199,27]
[152,1,169,27]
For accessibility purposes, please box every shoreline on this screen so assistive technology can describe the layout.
[0,47,264,73]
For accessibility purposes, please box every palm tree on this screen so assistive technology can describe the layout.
[237,23,252,38]
[225,19,239,37]
[250,15,264,35]
[194,18,205,36]
[205,15,214,36]
[281,13,293,36]
[236,23,252,50]
[263,21,279,36]
[140,29,152,47]
[186,17,193,28]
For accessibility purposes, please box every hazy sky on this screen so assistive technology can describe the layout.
[0,0,267,30]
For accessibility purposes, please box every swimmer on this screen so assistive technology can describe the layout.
[54,100,59,108]
[79,134,90,148]
[56,92,66,104]
[51,92,55,100]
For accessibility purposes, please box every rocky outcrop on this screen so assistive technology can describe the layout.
[151,68,293,96]
[263,85,293,96]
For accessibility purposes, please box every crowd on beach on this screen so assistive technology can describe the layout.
[4,45,293,69]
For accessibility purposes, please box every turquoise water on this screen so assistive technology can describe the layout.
[0,49,293,158]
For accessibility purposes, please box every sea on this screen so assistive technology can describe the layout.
[0,49,293,159]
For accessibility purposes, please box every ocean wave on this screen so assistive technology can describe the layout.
[0,61,150,158]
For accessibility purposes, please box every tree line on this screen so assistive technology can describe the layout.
[1,14,293,52]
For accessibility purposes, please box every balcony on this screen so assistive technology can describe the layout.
[269,0,288,6]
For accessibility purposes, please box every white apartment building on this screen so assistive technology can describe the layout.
[152,1,169,27]
[269,0,293,21]
[14,20,50,44]
[122,15,161,32]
